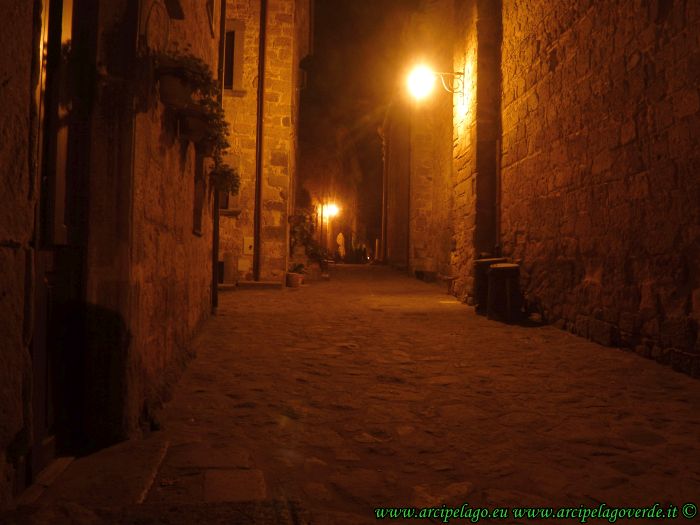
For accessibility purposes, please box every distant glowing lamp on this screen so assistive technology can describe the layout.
[318,202,340,251]
[323,203,340,218]
[407,63,464,100]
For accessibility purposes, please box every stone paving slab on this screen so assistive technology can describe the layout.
[165,442,254,469]
[204,469,267,502]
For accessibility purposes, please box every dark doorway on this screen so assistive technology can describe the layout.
[29,0,94,483]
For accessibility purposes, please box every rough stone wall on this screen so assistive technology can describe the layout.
[409,97,454,275]
[260,0,300,279]
[374,0,454,277]
[220,0,261,280]
[500,0,700,372]
[83,0,139,443]
[407,0,454,276]
[385,0,496,295]
[291,0,311,213]
[86,0,222,440]
[0,0,36,507]
[450,0,479,297]
[221,0,309,281]
[1,0,222,505]
[129,0,218,427]
[382,104,411,267]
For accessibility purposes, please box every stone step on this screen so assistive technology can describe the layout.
[29,436,169,508]
[235,280,284,290]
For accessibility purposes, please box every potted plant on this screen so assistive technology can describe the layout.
[286,263,305,288]
[209,161,240,195]
[178,108,208,142]
[152,47,240,190]
[179,98,230,149]
[194,98,230,157]
[154,49,219,109]
[289,207,330,274]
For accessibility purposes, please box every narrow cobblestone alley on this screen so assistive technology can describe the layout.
[6,265,700,524]
[143,265,700,523]
[4,1,700,522]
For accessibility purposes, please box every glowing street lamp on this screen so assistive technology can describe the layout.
[406,64,464,100]
[407,65,436,100]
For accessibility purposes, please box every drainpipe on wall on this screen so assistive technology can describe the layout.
[495,2,503,256]
[253,0,268,281]
[379,98,395,263]
[379,125,388,263]
[407,101,413,273]
[211,0,226,312]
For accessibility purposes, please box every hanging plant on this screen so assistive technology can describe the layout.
[150,46,239,188]
[154,48,219,101]
[175,93,231,158]
[195,98,230,156]
[209,161,240,195]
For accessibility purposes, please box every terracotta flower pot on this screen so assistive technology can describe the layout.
[181,114,208,142]
[158,74,192,109]
[196,139,216,157]
[286,272,304,288]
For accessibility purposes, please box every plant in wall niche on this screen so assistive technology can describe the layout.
[208,161,240,195]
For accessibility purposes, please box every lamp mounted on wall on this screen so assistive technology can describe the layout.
[406,64,464,100]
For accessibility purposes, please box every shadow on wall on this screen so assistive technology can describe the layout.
[55,302,131,454]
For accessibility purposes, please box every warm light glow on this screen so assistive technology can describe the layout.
[323,203,339,218]
[407,65,436,100]
[455,57,474,120]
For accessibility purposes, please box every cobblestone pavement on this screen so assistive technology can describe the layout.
[148,265,700,524]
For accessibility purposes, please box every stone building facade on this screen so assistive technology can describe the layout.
[219,0,311,282]
[499,0,699,370]
[384,0,700,374]
[0,0,224,506]
[1,1,38,508]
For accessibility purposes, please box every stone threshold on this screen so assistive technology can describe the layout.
[15,457,75,506]
[235,281,284,290]
[17,436,170,508]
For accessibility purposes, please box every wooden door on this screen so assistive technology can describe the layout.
[30,0,86,481]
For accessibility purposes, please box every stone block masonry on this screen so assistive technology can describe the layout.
[0,0,224,508]
[220,0,263,279]
[387,0,699,375]
[0,1,43,507]
[383,0,463,282]
[499,0,700,374]
[0,0,313,509]
[221,0,310,282]
[128,0,220,430]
